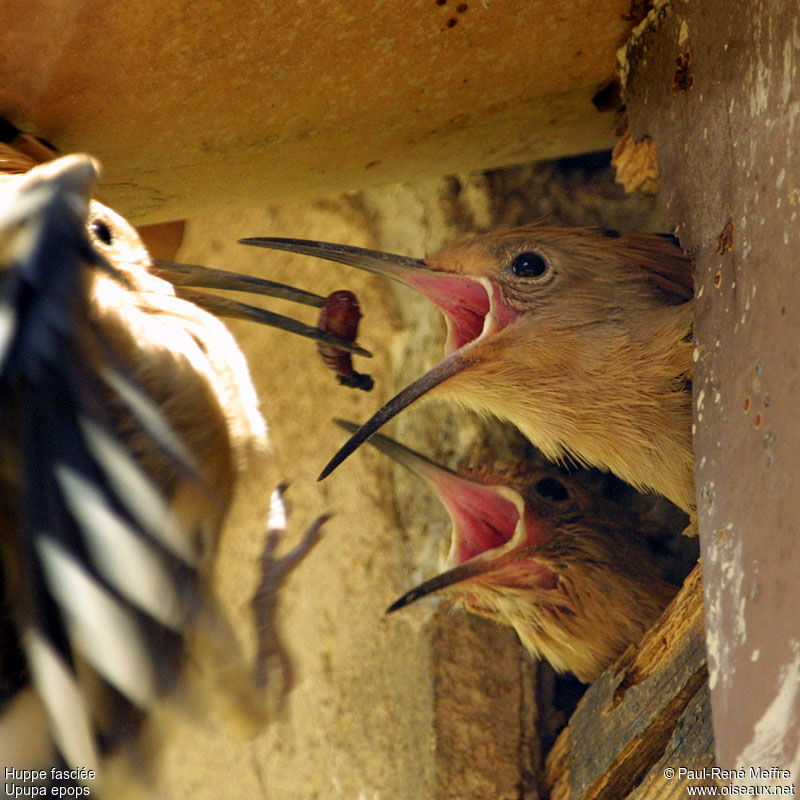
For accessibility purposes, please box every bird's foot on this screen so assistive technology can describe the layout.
[251,484,329,701]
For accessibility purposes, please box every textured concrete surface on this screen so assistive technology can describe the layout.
[624,0,800,780]
[2,1,635,223]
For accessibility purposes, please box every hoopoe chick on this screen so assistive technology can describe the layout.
[0,155,327,789]
[245,229,694,513]
[335,421,680,683]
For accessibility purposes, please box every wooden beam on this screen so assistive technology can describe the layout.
[544,565,711,800]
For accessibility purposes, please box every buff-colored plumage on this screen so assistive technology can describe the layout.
[429,228,694,513]
[247,228,694,513]
[444,477,679,682]
[82,195,267,542]
[337,423,683,684]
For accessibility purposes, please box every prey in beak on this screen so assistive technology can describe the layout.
[243,232,694,515]
[242,237,518,480]
[150,258,371,359]
[334,420,679,683]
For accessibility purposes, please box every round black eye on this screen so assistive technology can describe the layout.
[509,251,548,278]
[535,476,570,502]
[90,219,113,246]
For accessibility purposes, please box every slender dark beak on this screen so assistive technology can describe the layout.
[386,539,556,613]
[386,559,494,613]
[238,237,498,353]
[318,350,475,480]
[241,237,495,479]
[151,259,371,358]
[238,238,427,283]
[332,418,458,480]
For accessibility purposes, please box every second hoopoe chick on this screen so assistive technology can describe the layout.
[335,420,680,683]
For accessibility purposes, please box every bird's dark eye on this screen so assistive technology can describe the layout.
[535,476,570,502]
[509,251,549,279]
[90,219,113,246]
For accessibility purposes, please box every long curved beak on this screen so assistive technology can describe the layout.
[386,541,556,613]
[241,237,516,479]
[332,418,458,481]
[151,259,371,357]
[318,350,475,480]
[386,559,495,613]
[239,237,427,282]
[239,237,500,353]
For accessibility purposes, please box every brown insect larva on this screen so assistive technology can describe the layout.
[317,290,373,391]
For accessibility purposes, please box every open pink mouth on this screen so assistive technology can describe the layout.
[349,423,562,614]
[426,471,553,569]
[402,272,489,351]
[401,271,521,353]
[428,474,521,563]
[385,473,559,613]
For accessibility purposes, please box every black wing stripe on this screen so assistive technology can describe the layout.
[34,534,159,707]
[77,418,200,566]
[22,627,100,773]
[54,465,187,631]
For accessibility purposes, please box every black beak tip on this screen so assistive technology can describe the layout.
[316,461,337,482]
[317,430,365,480]
[385,587,422,614]
[385,598,404,614]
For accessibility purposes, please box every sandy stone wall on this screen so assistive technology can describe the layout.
[151,156,663,799]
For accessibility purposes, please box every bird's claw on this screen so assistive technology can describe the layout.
[251,485,329,698]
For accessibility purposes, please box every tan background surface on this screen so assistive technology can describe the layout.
[143,159,663,798]
[2,1,632,223]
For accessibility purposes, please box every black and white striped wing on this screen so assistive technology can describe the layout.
[0,156,208,775]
